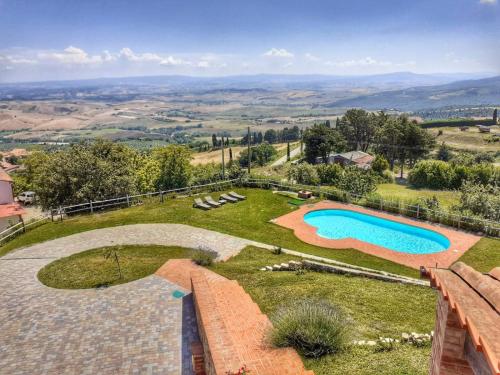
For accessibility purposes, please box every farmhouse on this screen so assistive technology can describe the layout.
[316,150,374,169]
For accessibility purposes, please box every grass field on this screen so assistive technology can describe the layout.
[2,188,498,277]
[429,125,500,152]
[375,183,459,209]
[37,245,193,289]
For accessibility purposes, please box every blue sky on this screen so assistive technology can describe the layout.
[0,0,499,82]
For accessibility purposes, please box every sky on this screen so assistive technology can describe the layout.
[0,0,499,82]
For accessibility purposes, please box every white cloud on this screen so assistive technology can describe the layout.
[283,62,293,68]
[479,0,497,4]
[263,48,294,58]
[119,47,162,62]
[159,56,185,66]
[38,46,102,64]
[304,53,320,62]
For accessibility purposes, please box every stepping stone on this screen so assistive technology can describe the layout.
[265,266,273,271]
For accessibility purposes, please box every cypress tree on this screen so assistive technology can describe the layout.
[286,142,291,161]
[494,108,498,124]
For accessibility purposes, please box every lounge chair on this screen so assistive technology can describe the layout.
[228,191,246,200]
[193,198,211,210]
[220,193,238,203]
[204,196,221,208]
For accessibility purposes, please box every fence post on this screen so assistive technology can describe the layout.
[160,191,164,203]
[59,206,63,221]
[416,205,420,219]
[126,194,130,207]
[51,209,54,222]
[90,200,94,214]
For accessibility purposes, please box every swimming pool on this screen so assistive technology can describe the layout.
[303,209,450,254]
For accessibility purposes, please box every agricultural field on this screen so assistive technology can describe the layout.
[429,125,500,153]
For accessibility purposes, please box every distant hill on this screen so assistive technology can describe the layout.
[326,75,500,111]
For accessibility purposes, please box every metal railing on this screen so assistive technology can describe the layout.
[243,178,500,237]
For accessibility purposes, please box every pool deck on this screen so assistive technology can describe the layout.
[273,201,481,270]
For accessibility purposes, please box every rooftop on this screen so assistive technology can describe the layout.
[429,262,500,375]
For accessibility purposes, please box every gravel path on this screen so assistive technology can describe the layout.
[0,224,260,375]
[271,146,301,167]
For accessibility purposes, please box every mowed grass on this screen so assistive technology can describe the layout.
[38,245,193,289]
[210,246,436,375]
[2,188,498,277]
[376,183,459,209]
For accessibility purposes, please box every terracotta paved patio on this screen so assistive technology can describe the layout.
[273,201,481,269]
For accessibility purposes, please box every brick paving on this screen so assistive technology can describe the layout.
[0,224,259,375]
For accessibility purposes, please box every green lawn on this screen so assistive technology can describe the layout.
[2,188,498,277]
[376,183,459,209]
[210,246,436,375]
[38,245,194,289]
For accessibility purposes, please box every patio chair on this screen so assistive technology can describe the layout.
[193,198,211,210]
[220,193,238,203]
[204,196,221,208]
[228,191,246,200]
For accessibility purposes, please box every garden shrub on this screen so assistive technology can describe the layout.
[408,160,454,189]
[371,155,390,174]
[287,163,320,185]
[337,166,377,197]
[191,248,217,266]
[270,299,351,358]
[316,163,343,185]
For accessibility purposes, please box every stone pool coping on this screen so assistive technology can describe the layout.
[273,201,481,270]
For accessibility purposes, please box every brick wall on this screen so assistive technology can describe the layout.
[430,293,491,375]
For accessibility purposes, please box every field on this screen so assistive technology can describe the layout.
[375,183,459,209]
[429,125,500,153]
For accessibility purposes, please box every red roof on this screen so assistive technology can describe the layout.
[0,203,25,218]
[429,262,500,375]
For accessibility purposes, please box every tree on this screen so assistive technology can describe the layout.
[286,142,291,161]
[229,147,233,165]
[257,132,263,144]
[437,142,453,162]
[337,166,377,196]
[374,115,434,177]
[316,163,343,185]
[135,154,161,193]
[27,140,138,209]
[493,108,498,124]
[264,129,278,144]
[303,124,346,164]
[154,145,192,190]
[238,142,277,167]
[371,155,389,174]
[325,120,331,128]
[338,109,378,152]
[287,163,319,185]
[211,134,218,148]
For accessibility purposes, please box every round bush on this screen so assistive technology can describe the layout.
[270,299,350,358]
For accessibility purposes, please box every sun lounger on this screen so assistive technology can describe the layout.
[220,193,238,203]
[228,191,246,200]
[204,196,221,208]
[193,198,211,210]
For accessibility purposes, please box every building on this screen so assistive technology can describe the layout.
[428,262,499,375]
[0,169,25,231]
[315,150,374,169]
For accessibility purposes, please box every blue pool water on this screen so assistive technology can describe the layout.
[304,209,450,254]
